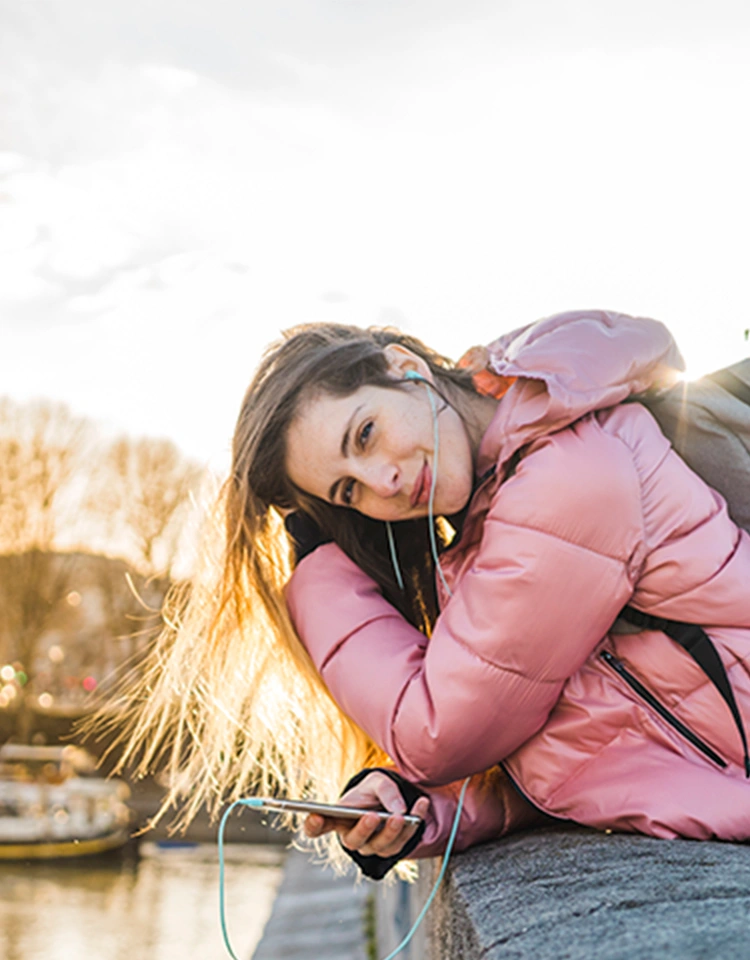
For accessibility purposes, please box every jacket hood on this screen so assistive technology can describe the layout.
[474,309,685,476]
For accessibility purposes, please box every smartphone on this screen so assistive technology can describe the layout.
[248,796,422,825]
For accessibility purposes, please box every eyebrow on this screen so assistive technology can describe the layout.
[328,404,364,503]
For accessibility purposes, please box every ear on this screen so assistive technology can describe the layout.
[383,343,434,383]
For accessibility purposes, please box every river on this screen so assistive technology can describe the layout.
[0,841,284,960]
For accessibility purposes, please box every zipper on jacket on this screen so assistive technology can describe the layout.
[600,650,727,769]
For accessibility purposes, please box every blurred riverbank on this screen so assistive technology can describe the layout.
[1,707,290,847]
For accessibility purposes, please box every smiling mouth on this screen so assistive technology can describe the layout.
[411,462,431,508]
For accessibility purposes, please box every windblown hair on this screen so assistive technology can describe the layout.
[98,323,476,867]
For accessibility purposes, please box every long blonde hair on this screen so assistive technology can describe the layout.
[100,323,476,864]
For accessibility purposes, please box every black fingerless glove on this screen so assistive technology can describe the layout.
[339,767,428,881]
[284,512,332,563]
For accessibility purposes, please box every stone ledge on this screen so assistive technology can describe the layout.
[426,826,750,960]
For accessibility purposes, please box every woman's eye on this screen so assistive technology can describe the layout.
[342,478,355,505]
[340,421,372,505]
[358,421,373,447]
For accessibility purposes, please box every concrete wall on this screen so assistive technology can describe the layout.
[422,826,750,960]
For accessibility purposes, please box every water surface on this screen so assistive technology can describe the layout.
[0,842,284,960]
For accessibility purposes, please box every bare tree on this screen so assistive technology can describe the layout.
[0,404,202,741]
[0,399,87,549]
[92,435,203,577]
[0,399,91,739]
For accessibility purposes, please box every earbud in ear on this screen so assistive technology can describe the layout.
[404,370,426,382]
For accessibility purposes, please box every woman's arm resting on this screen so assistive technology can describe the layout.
[304,767,547,879]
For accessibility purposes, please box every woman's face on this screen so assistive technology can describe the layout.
[285,376,477,523]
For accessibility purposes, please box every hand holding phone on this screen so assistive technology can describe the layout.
[301,771,430,860]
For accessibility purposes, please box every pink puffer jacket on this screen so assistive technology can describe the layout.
[286,310,750,858]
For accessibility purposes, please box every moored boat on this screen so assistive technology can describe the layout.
[0,743,132,860]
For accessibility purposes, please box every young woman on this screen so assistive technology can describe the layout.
[115,309,750,879]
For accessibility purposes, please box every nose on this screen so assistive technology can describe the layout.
[359,459,401,499]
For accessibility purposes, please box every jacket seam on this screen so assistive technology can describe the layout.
[540,727,629,806]
[326,597,565,685]
[388,664,565,781]
[634,521,744,610]
[438,623,576,680]
[318,613,424,673]
[481,512,634,566]
[608,428,650,573]
[612,406,673,485]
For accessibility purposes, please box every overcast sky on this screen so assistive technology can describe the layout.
[2,1,750,467]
